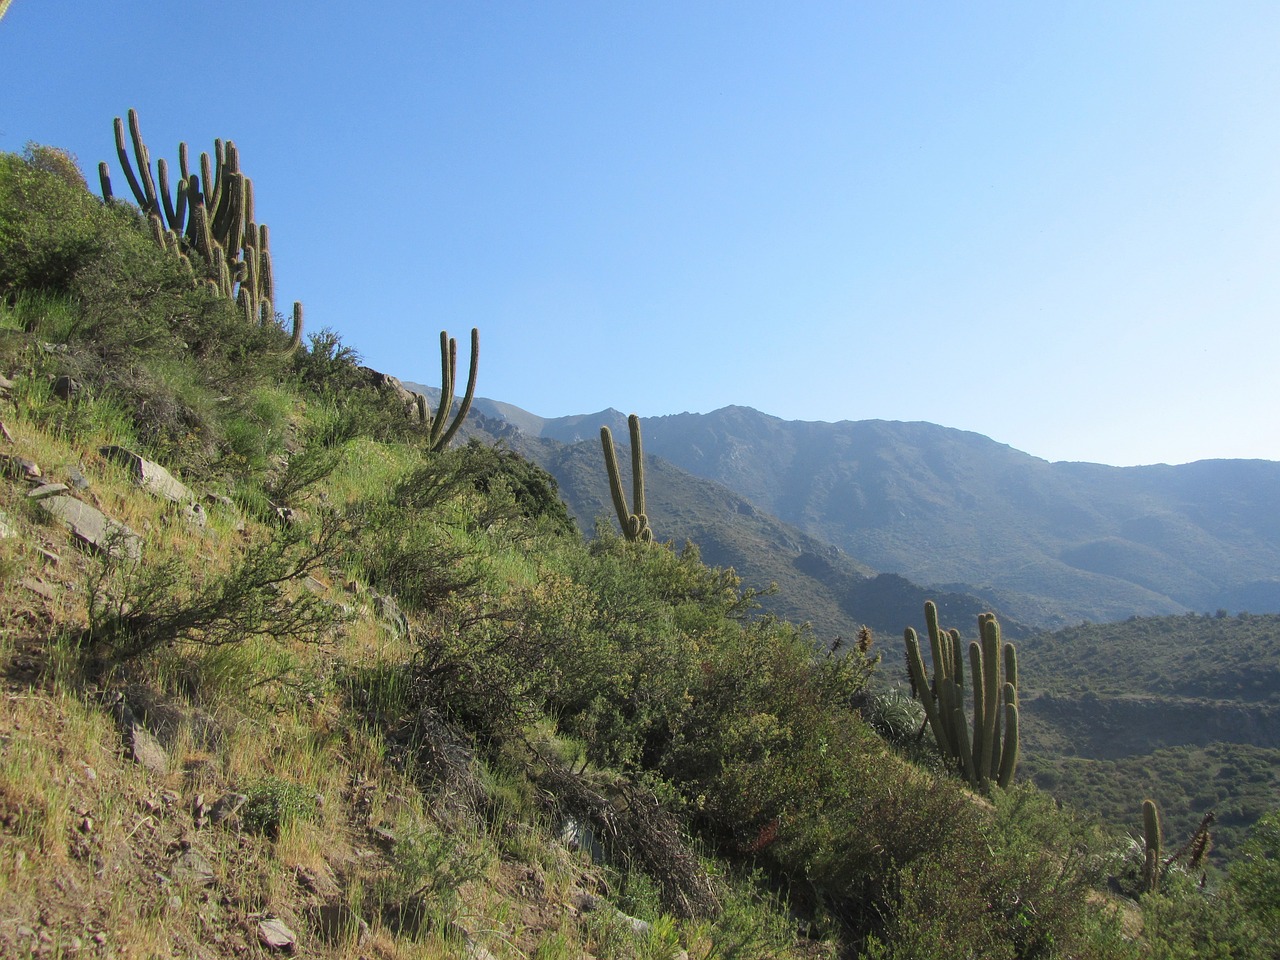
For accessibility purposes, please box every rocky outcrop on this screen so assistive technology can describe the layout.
[37,495,142,560]
[100,445,192,503]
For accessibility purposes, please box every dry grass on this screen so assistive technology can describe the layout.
[0,397,663,960]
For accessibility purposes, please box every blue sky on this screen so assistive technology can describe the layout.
[3,2,1278,466]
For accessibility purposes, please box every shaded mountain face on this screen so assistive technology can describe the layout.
[410,387,1280,629]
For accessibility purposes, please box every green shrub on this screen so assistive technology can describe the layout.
[241,777,316,838]
[83,509,348,663]
[0,148,107,297]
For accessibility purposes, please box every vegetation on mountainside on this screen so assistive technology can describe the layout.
[1022,611,1280,702]
[1017,612,1280,864]
[3,138,1280,959]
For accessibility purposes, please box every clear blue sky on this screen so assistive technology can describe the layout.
[3,2,1278,466]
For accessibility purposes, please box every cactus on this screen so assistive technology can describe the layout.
[100,108,301,353]
[903,602,1019,791]
[415,328,480,452]
[600,414,653,543]
[1142,799,1163,893]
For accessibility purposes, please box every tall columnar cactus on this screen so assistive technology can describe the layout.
[413,328,480,452]
[600,414,653,543]
[1142,799,1163,893]
[903,601,1019,791]
[99,108,301,352]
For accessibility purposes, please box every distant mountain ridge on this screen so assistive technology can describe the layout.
[408,385,1280,629]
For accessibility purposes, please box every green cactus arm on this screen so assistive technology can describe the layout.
[627,413,647,522]
[905,628,947,752]
[284,302,303,353]
[601,426,633,538]
[435,327,479,451]
[949,628,964,690]
[429,332,456,447]
[938,633,964,757]
[218,172,246,261]
[923,602,955,752]
[257,225,274,306]
[1003,642,1018,692]
[981,615,1002,781]
[996,687,1019,788]
[98,162,114,202]
[212,245,233,298]
[157,158,178,230]
[206,141,226,223]
[148,214,167,250]
[112,111,157,218]
[198,150,215,222]
[925,601,946,676]
[237,287,254,324]
[969,640,986,781]
[635,514,653,542]
[950,699,976,784]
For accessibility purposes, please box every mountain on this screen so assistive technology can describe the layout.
[512,432,1021,642]
[412,388,1280,629]
[532,404,1280,628]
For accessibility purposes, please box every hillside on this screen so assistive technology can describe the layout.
[408,390,1034,641]
[1015,613,1280,864]
[4,135,1280,960]
[451,402,1280,629]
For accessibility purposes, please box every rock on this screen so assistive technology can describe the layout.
[0,372,13,395]
[0,453,41,480]
[622,913,651,936]
[19,578,55,600]
[209,792,247,825]
[170,848,215,886]
[257,918,297,952]
[99,445,192,503]
[184,501,207,526]
[37,495,142,560]
[0,509,13,538]
[0,420,12,443]
[308,903,370,945]
[126,724,169,776]
[373,592,409,638]
[27,482,69,500]
[67,465,90,490]
[53,374,81,400]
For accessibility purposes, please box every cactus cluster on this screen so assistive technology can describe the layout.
[414,328,479,452]
[600,414,653,543]
[99,108,301,351]
[904,602,1019,791]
